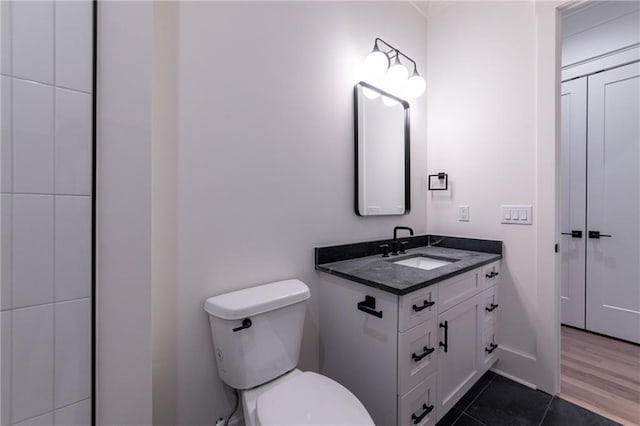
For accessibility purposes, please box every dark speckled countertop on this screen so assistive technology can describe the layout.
[315,235,502,295]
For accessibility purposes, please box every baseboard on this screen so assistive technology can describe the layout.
[492,345,537,389]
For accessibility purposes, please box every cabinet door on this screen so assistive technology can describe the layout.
[436,294,481,421]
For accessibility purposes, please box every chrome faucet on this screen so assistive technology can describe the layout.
[392,226,414,255]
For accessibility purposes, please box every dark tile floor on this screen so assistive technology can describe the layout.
[436,372,621,426]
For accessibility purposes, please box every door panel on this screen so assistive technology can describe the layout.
[560,77,587,328]
[586,62,640,343]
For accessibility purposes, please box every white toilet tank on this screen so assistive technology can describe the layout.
[204,279,310,389]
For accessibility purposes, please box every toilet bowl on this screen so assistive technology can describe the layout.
[242,369,373,426]
[204,279,374,426]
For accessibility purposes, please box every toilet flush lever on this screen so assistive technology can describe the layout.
[232,318,252,332]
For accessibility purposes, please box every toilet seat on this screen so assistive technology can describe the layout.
[256,371,374,426]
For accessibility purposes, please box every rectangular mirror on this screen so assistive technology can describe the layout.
[354,81,410,216]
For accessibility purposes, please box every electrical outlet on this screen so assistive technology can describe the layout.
[459,205,470,222]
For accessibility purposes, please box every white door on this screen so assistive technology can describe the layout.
[560,77,587,328]
[586,61,640,344]
[436,295,480,421]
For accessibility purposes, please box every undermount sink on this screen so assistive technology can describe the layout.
[393,255,456,271]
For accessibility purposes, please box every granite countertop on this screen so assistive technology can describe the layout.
[316,244,502,295]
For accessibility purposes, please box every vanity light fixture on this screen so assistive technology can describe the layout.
[363,38,426,98]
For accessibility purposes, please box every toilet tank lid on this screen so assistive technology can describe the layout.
[204,279,310,320]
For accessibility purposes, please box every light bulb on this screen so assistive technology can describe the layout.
[363,48,389,83]
[385,56,409,90]
[362,87,380,99]
[406,71,426,98]
[382,95,398,107]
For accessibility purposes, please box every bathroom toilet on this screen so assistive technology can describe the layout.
[204,279,374,426]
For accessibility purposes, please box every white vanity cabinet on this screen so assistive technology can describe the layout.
[319,261,500,426]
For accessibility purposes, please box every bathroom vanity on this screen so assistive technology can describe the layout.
[315,235,502,426]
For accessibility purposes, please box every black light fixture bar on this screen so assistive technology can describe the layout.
[374,37,418,70]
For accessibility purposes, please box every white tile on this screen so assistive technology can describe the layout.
[1,311,11,426]
[54,196,90,302]
[12,195,54,308]
[54,299,90,408]
[1,194,11,310]
[1,1,11,75]
[54,89,91,196]
[1,76,12,193]
[11,304,54,423]
[12,80,54,194]
[13,412,53,426]
[11,1,54,84]
[53,399,89,426]
[55,1,93,93]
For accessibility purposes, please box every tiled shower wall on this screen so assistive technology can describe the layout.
[0,1,93,425]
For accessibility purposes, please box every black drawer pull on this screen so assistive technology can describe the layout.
[485,271,500,279]
[439,321,448,352]
[412,300,435,312]
[411,403,434,424]
[357,296,383,318]
[588,231,612,239]
[411,346,435,362]
[232,318,252,332]
[485,303,499,312]
[485,343,498,354]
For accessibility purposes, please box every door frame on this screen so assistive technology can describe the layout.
[534,0,584,395]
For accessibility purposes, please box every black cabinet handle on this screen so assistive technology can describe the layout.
[232,318,252,332]
[561,230,583,238]
[412,346,435,362]
[412,300,435,312]
[588,231,612,239]
[485,303,499,312]
[485,343,498,354]
[357,296,383,318]
[485,271,500,279]
[439,321,448,352]
[411,403,434,424]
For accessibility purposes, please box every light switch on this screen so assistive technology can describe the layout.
[501,205,532,225]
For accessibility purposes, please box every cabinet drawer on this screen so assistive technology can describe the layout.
[480,324,499,372]
[481,261,501,290]
[398,317,438,395]
[437,270,480,313]
[481,285,499,325]
[399,285,437,332]
[398,374,437,426]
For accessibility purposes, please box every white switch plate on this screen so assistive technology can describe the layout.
[501,205,532,225]
[459,205,470,222]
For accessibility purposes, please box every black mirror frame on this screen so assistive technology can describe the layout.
[354,81,411,216]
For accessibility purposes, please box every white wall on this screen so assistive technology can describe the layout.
[97,2,153,425]
[176,2,427,424]
[425,1,560,392]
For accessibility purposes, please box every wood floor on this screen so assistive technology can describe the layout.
[560,326,640,426]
